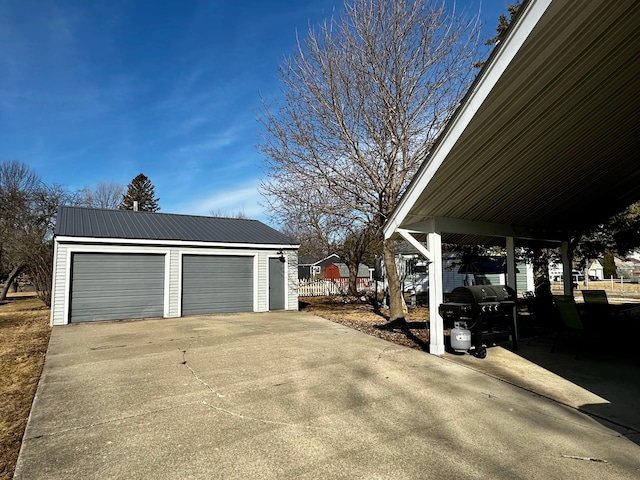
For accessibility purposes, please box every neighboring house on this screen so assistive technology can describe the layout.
[587,259,604,280]
[297,255,372,296]
[394,244,534,294]
[297,253,341,280]
[629,257,640,282]
[549,262,584,284]
[323,263,370,281]
[323,262,371,292]
[444,255,533,293]
[50,206,299,325]
[615,256,640,280]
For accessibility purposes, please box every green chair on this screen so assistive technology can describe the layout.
[551,295,588,359]
[582,289,640,320]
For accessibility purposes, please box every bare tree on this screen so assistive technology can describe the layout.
[0,161,40,299]
[78,181,125,209]
[0,161,69,304]
[209,209,248,219]
[259,0,481,319]
[20,183,70,305]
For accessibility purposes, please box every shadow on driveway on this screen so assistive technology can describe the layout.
[14,312,640,479]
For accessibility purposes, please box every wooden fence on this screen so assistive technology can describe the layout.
[298,278,375,297]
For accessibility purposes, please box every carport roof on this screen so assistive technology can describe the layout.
[384,0,640,245]
[55,206,298,246]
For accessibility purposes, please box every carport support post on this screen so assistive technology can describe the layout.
[561,240,573,295]
[428,232,445,355]
[506,236,519,341]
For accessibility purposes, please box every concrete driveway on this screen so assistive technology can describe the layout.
[14,311,640,479]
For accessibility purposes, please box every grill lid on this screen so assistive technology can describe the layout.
[446,285,515,304]
[491,285,516,302]
[448,286,497,304]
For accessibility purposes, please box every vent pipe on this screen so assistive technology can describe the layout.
[133,201,139,211]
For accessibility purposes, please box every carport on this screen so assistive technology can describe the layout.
[383,0,640,354]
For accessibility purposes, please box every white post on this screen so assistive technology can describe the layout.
[506,236,519,341]
[428,232,444,355]
[561,241,572,295]
[506,237,517,291]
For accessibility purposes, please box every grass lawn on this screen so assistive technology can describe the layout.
[0,293,50,480]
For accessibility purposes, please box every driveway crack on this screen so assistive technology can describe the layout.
[24,401,201,440]
[180,344,224,398]
[199,400,319,430]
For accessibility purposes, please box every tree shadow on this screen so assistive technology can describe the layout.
[374,318,430,352]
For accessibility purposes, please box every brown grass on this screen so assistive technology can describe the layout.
[552,280,640,298]
[0,293,50,480]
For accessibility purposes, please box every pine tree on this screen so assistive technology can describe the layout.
[603,253,617,279]
[119,174,160,212]
[486,3,522,46]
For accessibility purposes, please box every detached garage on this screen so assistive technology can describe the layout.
[50,206,299,325]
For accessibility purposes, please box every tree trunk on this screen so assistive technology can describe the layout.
[383,238,405,321]
[346,251,360,296]
[532,250,552,298]
[0,264,25,302]
[531,248,555,330]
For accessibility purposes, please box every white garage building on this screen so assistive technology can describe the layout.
[50,206,299,325]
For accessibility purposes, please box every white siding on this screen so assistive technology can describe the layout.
[168,250,180,317]
[257,252,268,312]
[287,253,299,310]
[50,241,68,326]
[51,239,298,325]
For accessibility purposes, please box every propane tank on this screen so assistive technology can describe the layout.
[450,321,471,353]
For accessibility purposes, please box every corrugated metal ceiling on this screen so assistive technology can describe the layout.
[396,0,640,244]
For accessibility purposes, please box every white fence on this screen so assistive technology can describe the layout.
[298,279,375,297]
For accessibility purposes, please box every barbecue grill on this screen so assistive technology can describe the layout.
[439,285,518,358]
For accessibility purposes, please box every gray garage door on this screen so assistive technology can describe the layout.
[70,253,165,323]
[182,255,253,315]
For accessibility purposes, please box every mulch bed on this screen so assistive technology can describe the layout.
[299,296,430,352]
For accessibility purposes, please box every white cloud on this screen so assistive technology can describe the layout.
[173,181,267,221]
[171,131,239,157]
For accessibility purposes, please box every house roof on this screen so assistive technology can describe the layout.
[55,206,298,246]
[298,255,318,265]
[297,254,341,266]
[314,254,341,267]
[384,0,640,246]
[329,263,371,278]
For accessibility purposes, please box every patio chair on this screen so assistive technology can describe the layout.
[522,293,559,343]
[581,289,612,323]
[581,289,609,305]
[581,289,640,321]
[551,295,590,359]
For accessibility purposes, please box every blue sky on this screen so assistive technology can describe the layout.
[0,0,507,223]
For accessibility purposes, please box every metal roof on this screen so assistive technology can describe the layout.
[55,206,298,246]
[385,0,640,245]
[330,263,371,278]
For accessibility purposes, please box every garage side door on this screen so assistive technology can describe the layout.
[70,253,165,323]
[182,255,253,315]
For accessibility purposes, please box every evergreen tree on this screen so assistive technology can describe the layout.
[119,174,160,212]
[486,3,522,46]
[603,253,617,279]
